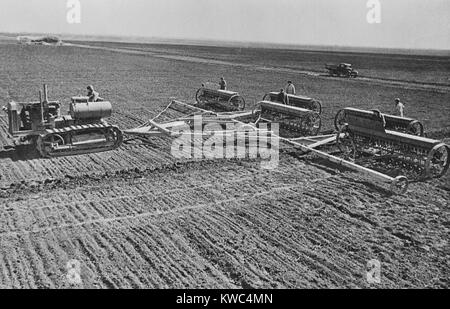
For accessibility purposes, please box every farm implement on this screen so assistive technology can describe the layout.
[3,84,123,157]
[333,108,449,180]
[123,85,450,194]
[2,84,448,195]
[262,91,322,114]
[248,100,412,194]
[335,108,425,136]
[122,98,406,193]
[124,100,267,142]
[253,101,321,138]
[195,82,246,112]
[191,88,322,139]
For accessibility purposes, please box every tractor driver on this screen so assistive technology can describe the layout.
[87,85,100,102]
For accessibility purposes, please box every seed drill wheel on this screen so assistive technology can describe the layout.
[336,125,356,161]
[334,109,347,132]
[406,120,424,136]
[262,93,272,101]
[303,113,321,136]
[425,143,450,178]
[390,176,409,195]
[229,95,245,111]
[310,100,322,115]
[195,88,208,104]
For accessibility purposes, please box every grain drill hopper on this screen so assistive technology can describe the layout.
[335,108,449,179]
[263,92,322,114]
[195,83,246,112]
[254,101,321,138]
[4,84,123,157]
[335,108,424,136]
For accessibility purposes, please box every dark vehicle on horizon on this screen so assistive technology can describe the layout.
[325,63,358,78]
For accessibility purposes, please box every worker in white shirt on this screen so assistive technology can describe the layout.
[285,81,296,95]
[393,98,405,117]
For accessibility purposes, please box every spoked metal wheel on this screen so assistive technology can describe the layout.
[229,95,245,111]
[406,120,424,136]
[390,176,409,195]
[304,113,321,136]
[195,88,208,104]
[262,93,272,102]
[336,125,356,161]
[425,143,450,178]
[334,109,347,132]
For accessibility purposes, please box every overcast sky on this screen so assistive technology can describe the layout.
[0,0,449,50]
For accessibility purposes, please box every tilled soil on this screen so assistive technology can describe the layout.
[0,156,448,288]
[0,41,449,288]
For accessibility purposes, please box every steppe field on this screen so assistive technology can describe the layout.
[0,37,449,288]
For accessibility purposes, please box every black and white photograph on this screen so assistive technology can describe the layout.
[0,0,448,293]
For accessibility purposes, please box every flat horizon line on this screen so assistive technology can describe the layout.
[1,31,449,56]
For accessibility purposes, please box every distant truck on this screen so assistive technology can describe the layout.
[325,63,358,78]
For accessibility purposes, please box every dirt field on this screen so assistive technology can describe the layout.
[0,40,449,288]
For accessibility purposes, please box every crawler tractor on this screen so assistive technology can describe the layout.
[4,84,123,157]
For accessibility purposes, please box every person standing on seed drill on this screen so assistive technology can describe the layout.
[219,77,227,90]
[277,88,288,105]
[393,98,405,117]
[285,80,296,95]
[87,85,100,102]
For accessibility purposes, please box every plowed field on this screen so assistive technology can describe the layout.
[0,40,448,288]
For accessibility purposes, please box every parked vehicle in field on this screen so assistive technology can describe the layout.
[325,63,358,78]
